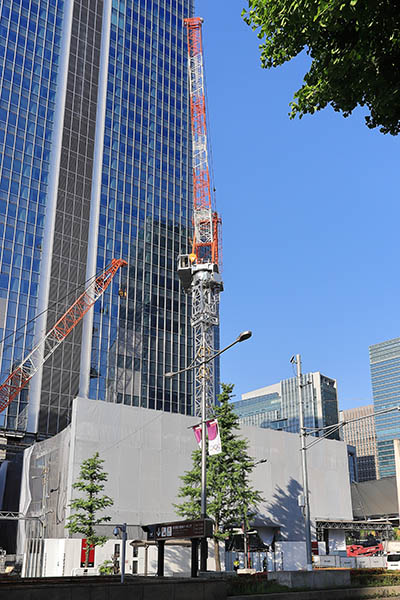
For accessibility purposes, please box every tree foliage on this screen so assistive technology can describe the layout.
[174,383,264,570]
[242,0,400,134]
[65,452,113,568]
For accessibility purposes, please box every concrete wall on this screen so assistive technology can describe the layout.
[269,569,351,590]
[0,577,227,600]
[316,555,386,569]
[19,397,353,570]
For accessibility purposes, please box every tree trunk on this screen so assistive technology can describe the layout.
[214,537,221,571]
[85,544,89,568]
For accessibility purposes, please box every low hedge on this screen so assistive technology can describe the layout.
[351,568,400,587]
[227,573,290,596]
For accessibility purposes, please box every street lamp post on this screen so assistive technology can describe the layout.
[166,330,252,572]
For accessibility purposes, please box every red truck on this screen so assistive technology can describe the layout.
[347,539,384,557]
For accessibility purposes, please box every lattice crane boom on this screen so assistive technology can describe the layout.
[184,17,220,266]
[177,18,223,419]
[0,258,127,414]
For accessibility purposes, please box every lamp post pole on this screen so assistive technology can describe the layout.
[166,330,252,573]
[200,323,208,571]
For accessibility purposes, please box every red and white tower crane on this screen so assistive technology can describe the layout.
[178,17,223,419]
[175,16,224,573]
[0,258,127,420]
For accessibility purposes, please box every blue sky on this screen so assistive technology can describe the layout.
[196,0,400,409]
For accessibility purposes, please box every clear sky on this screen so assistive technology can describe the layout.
[196,0,400,410]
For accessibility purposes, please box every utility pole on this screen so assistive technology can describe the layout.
[294,354,313,571]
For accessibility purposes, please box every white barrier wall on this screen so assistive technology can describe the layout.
[20,397,353,573]
[316,555,386,569]
[275,542,306,571]
[40,538,224,577]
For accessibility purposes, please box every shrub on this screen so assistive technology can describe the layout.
[351,568,400,588]
[227,573,290,596]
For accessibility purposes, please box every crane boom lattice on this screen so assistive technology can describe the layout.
[185,17,219,266]
[0,258,127,415]
[178,18,223,418]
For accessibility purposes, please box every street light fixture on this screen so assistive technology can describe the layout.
[165,331,252,378]
[166,330,252,572]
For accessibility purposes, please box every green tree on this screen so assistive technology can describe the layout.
[174,383,264,571]
[65,452,113,568]
[242,0,400,135]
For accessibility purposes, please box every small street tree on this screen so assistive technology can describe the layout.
[175,383,264,571]
[65,452,114,568]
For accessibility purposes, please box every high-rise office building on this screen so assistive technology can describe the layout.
[0,0,195,437]
[233,372,339,439]
[369,337,400,478]
[340,405,378,482]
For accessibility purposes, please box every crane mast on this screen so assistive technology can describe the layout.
[178,17,223,418]
[0,258,127,417]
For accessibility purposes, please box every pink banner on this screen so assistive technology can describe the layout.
[206,419,222,455]
[192,424,202,448]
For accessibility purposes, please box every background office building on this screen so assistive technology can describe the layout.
[340,405,378,482]
[0,0,196,438]
[370,337,400,478]
[233,372,339,439]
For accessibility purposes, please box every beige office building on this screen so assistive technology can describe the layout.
[341,405,378,481]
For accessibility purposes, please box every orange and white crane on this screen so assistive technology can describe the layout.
[184,17,220,267]
[0,258,127,415]
[178,16,223,417]
[175,17,224,573]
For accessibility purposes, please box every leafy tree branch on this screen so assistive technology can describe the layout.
[242,0,400,134]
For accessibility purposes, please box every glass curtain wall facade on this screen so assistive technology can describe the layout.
[370,337,400,478]
[91,0,194,417]
[0,0,62,431]
[233,372,339,439]
[0,0,194,436]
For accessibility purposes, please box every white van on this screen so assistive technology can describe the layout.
[386,553,400,570]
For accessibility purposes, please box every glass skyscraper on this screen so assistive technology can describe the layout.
[369,337,400,478]
[0,0,195,437]
[233,372,339,439]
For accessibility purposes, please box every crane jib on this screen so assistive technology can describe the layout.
[0,258,126,416]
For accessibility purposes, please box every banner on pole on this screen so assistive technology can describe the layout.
[192,424,202,448]
[206,419,222,455]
